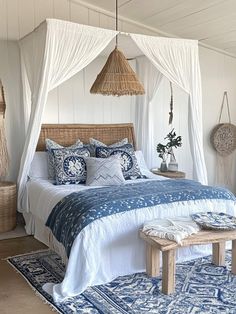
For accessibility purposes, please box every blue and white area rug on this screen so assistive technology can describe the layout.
[8,250,236,313]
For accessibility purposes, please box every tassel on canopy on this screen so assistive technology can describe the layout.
[169,81,173,125]
[0,81,9,178]
[0,81,6,118]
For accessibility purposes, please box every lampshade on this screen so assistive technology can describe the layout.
[0,80,6,117]
[90,47,145,96]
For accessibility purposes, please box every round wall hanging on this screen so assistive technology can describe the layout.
[211,123,236,156]
[210,91,236,156]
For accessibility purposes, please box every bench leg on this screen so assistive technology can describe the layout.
[146,244,160,277]
[232,240,236,274]
[162,249,175,295]
[212,242,225,266]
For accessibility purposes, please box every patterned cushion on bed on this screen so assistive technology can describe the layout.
[90,137,128,147]
[85,156,125,186]
[88,138,128,156]
[46,139,83,180]
[52,147,90,185]
[95,144,143,180]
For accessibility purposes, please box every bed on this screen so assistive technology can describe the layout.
[23,123,236,303]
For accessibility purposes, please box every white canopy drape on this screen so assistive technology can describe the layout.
[135,56,163,168]
[131,34,208,185]
[17,19,118,210]
[17,19,208,211]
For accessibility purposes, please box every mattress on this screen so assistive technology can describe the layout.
[26,172,160,224]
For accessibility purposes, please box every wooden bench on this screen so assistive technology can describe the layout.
[140,229,236,295]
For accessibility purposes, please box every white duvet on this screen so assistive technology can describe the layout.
[25,174,236,302]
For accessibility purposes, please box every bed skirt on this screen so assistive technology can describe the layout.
[23,212,68,265]
[23,199,236,302]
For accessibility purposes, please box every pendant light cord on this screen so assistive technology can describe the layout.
[115,0,118,47]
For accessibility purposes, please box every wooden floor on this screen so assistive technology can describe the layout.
[0,236,54,314]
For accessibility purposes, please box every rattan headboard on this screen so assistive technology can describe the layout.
[36,123,136,151]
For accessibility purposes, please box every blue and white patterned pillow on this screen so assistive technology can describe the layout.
[85,156,125,186]
[95,144,143,180]
[52,147,90,185]
[88,138,128,156]
[46,139,83,180]
[90,137,128,147]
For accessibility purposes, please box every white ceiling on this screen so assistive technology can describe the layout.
[83,0,236,55]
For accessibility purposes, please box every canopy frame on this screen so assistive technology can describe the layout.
[17,18,208,211]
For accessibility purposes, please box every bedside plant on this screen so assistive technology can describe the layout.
[156,129,182,172]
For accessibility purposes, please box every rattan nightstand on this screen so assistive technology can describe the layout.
[0,181,17,233]
[151,169,186,179]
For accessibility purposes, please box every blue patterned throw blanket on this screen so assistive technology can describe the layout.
[46,179,235,257]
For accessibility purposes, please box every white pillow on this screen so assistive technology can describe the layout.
[135,151,149,174]
[135,150,165,180]
[29,152,48,179]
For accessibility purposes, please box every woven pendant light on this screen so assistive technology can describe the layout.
[90,47,145,96]
[90,0,145,96]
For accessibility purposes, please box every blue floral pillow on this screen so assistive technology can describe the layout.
[46,139,83,180]
[52,147,90,185]
[88,138,128,156]
[95,144,143,180]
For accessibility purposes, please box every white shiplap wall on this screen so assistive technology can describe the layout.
[151,78,192,178]
[0,0,159,41]
[200,46,236,192]
[44,57,136,125]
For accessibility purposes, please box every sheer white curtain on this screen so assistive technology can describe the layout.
[131,34,208,185]
[135,56,163,168]
[18,19,118,210]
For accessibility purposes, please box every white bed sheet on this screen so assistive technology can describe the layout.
[25,176,236,302]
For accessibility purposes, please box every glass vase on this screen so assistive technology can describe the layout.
[160,161,168,172]
[168,152,178,171]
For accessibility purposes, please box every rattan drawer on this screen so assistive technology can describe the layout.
[0,181,16,233]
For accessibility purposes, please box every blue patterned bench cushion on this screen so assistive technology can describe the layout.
[46,179,235,257]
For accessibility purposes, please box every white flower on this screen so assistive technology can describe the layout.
[68,159,83,175]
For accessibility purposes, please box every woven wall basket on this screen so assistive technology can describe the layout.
[210,123,236,156]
